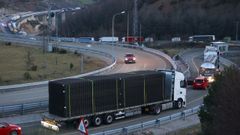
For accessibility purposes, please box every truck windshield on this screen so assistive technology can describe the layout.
[180,80,187,88]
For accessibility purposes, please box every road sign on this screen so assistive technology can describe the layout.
[78,118,88,135]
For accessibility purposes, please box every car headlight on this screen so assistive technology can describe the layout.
[125,58,128,61]
[208,76,215,83]
[133,57,136,60]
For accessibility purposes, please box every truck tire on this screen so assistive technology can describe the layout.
[104,114,114,124]
[176,99,183,109]
[153,105,161,115]
[83,118,90,128]
[93,116,102,126]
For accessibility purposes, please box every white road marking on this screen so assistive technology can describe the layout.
[191,55,199,75]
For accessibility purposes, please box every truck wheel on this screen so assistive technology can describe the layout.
[176,99,183,109]
[153,105,161,115]
[83,118,90,128]
[93,116,102,126]
[104,114,114,124]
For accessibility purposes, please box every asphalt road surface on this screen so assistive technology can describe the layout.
[0,43,171,106]
[18,48,207,135]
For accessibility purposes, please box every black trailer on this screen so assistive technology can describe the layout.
[42,70,186,130]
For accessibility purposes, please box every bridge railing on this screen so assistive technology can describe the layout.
[0,100,48,117]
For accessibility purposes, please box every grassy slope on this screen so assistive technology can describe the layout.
[0,44,106,85]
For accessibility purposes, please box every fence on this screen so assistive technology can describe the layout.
[92,105,201,135]
[0,100,48,117]
[0,34,178,118]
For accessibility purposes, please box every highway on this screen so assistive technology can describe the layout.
[0,43,171,106]
[0,28,207,135]
[0,11,208,135]
[17,48,207,135]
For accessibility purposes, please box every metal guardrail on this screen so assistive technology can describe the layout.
[0,100,48,117]
[97,42,177,70]
[92,105,201,135]
[0,35,178,116]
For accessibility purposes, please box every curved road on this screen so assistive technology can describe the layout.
[0,43,171,106]
[18,48,207,135]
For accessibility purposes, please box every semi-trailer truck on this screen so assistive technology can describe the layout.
[41,70,187,131]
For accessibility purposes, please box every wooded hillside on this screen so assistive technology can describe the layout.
[61,0,240,40]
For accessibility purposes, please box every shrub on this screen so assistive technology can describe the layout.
[74,50,78,55]
[5,42,11,46]
[31,65,38,71]
[163,49,169,54]
[70,63,74,71]
[59,48,67,54]
[24,72,32,80]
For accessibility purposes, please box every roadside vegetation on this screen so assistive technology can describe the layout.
[169,124,201,135]
[61,0,240,40]
[199,66,240,135]
[146,41,206,57]
[133,124,201,135]
[0,43,107,85]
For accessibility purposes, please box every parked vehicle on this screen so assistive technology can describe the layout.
[99,37,118,42]
[189,35,215,43]
[41,70,187,131]
[0,122,22,135]
[124,53,136,64]
[122,36,144,44]
[76,37,95,43]
[193,76,209,90]
[171,37,181,42]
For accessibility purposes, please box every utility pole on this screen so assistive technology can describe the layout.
[127,11,129,38]
[139,23,142,46]
[43,0,51,54]
[133,0,138,37]
[80,54,84,73]
[47,0,52,53]
[236,21,239,41]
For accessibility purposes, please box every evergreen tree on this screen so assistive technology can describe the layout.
[199,67,240,135]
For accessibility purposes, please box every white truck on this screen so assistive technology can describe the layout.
[210,41,229,55]
[201,46,220,83]
[204,46,218,63]
[99,36,118,42]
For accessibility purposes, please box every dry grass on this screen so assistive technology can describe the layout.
[160,48,185,57]
[0,44,107,85]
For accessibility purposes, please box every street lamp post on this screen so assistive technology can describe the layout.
[236,21,239,42]
[127,11,129,41]
[111,11,125,55]
[55,12,62,46]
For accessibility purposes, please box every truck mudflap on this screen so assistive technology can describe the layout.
[41,118,60,131]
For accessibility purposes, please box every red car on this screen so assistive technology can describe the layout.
[0,122,22,135]
[193,76,209,90]
[124,53,136,64]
